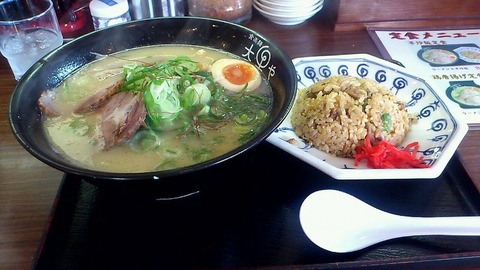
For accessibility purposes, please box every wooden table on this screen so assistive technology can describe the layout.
[1,10,479,270]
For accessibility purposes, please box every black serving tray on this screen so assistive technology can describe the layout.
[33,142,480,270]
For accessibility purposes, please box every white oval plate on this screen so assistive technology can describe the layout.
[266,54,468,180]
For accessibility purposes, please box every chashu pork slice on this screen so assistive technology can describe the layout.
[38,89,61,117]
[101,91,147,150]
[75,80,123,114]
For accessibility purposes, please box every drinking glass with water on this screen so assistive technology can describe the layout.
[0,0,64,80]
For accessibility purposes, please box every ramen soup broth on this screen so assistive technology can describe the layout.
[43,45,273,173]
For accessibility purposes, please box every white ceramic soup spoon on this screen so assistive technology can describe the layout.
[299,189,480,253]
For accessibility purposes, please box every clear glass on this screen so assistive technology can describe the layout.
[188,0,252,24]
[0,0,64,80]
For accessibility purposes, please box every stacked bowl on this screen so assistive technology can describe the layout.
[253,0,324,26]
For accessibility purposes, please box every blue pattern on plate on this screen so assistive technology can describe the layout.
[268,55,466,179]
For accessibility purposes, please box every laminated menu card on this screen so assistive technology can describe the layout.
[368,26,480,128]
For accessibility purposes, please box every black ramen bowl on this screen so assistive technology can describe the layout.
[8,17,296,183]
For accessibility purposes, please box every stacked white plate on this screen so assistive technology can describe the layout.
[253,0,324,26]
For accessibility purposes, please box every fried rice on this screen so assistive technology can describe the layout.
[291,75,414,158]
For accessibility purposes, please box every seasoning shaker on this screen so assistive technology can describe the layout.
[187,0,252,24]
[129,0,186,20]
[89,0,131,30]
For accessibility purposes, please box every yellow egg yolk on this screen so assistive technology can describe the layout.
[222,63,256,85]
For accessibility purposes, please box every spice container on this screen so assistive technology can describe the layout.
[129,0,186,20]
[187,0,252,24]
[89,0,131,30]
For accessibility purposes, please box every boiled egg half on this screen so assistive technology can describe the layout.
[211,58,261,92]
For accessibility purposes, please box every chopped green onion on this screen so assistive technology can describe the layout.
[183,83,211,110]
[120,56,271,143]
[381,113,392,133]
[68,117,90,136]
[129,129,161,151]
[144,81,182,127]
